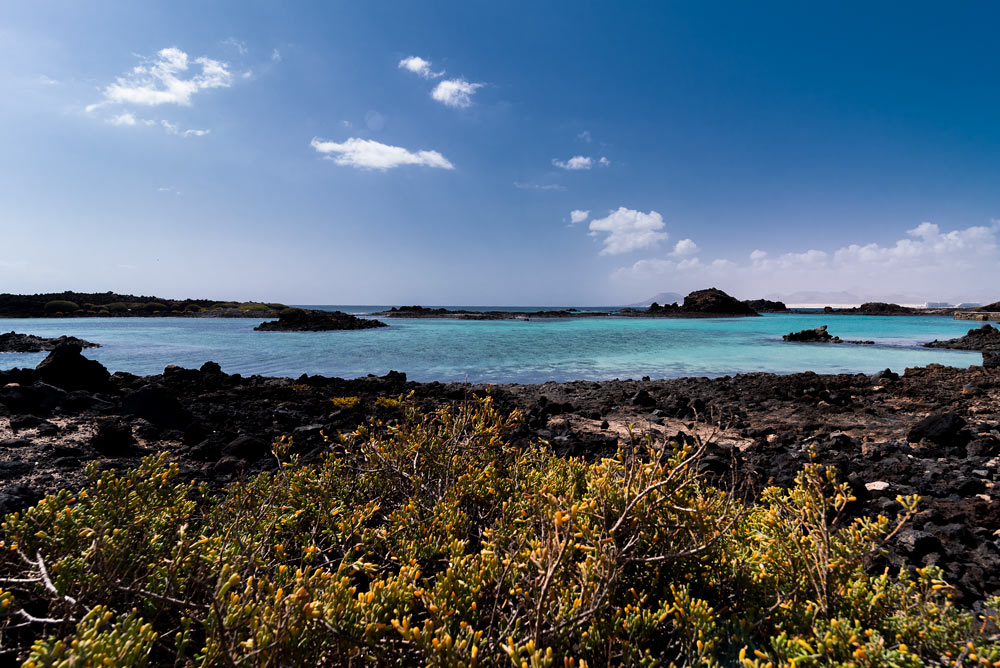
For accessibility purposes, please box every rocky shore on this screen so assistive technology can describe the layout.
[926,324,1000,351]
[1,344,998,606]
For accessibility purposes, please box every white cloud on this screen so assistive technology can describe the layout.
[588,207,668,255]
[570,210,590,224]
[577,130,592,143]
[87,47,233,111]
[431,78,483,108]
[552,155,609,170]
[161,120,209,137]
[221,37,247,56]
[611,220,1000,302]
[671,238,698,257]
[513,182,566,191]
[158,186,181,195]
[398,55,443,79]
[310,137,454,171]
[38,75,59,86]
[552,156,593,170]
[109,112,136,126]
[272,48,282,62]
[221,38,247,55]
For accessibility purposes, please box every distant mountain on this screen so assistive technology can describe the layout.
[764,290,862,305]
[628,291,684,307]
[767,290,941,306]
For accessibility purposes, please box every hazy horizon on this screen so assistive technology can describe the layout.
[2,2,998,305]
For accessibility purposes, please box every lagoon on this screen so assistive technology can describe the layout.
[0,311,981,384]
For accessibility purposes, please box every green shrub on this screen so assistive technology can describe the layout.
[105,302,128,313]
[184,303,203,312]
[1,400,998,666]
[329,396,360,409]
[266,303,287,310]
[239,303,269,312]
[43,300,78,314]
[280,307,306,318]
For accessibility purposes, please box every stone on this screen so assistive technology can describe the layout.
[35,343,111,392]
[121,385,191,429]
[90,419,137,456]
[224,434,269,460]
[907,412,968,447]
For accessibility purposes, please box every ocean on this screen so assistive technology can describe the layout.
[0,310,982,384]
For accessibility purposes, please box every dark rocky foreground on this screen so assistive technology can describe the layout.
[254,308,387,331]
[0,332,98,353]
[1,345,999,605]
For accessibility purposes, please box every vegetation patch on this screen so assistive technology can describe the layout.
[1,399,997,666]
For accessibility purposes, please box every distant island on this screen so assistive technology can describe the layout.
[0,291,287,318]
[378,288,771,319]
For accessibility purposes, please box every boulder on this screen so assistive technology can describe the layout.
[90,419,138,456]
[0,382,66,415]
[907,412,968,447]
[224,434,269,460]
[35,343,111,392]
[121,385,192,429]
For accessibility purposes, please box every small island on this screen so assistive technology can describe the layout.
[0,331,99,353]
[254,308,387,331]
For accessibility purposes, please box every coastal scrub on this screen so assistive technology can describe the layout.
[1,398,998,666]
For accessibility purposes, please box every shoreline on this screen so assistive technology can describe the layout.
[2,347,998,606]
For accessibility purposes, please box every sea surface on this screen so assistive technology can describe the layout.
[0,309,983,384]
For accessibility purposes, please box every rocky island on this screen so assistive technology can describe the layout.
[0,291,287,318]
[254,308,387,331]
[782,325,874,344]
[0,332,99,353]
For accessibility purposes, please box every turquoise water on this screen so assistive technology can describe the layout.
[0,313,982,383]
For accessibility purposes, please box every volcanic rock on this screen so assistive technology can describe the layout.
[680,288,759,316]
[254,308,387,332]
[925,324,1000,351]
[783,325,840,343]
[907,412,968,447]
[0,331,99,353]
[35,343,111,392]
[743,299,788,312]
[121,385,192,429]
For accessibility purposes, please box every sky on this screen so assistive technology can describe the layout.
[1,1,998,305]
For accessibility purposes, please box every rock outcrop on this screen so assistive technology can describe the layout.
[680,288,759,316]
[743,299,788,312]
[925,324,1000,351]
[783,325,840,343]
[0,332,98,353]
[254,308,387,332]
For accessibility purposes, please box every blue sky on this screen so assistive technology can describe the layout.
[1,1,998,305]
